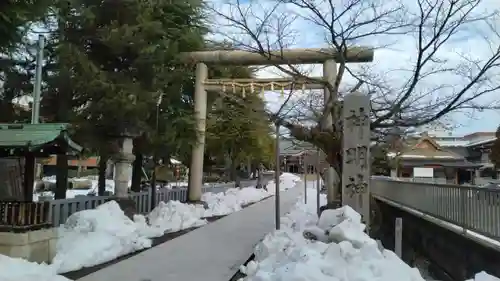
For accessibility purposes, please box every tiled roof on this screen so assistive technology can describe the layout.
[397,136,464,160]
[278,139,315,155]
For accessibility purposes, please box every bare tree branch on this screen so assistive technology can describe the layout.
[206,0,500,168]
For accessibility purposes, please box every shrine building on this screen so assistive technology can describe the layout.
[389,133,482,184]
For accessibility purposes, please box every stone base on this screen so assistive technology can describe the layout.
[319,200,342,216]
[0,228,58,263]
[114,197,138,219]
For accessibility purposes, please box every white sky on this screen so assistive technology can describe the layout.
[209,0,500,135]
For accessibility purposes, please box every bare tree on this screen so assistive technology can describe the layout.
[208,0,500,196]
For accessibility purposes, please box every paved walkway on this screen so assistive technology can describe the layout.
[78,186,302,281]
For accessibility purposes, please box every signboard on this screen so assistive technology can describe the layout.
[413,167,434,178]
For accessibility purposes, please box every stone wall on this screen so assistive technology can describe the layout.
[371,199,500,281]
[0,228,58,263]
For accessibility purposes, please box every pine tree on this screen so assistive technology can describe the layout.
[41,0,207,197]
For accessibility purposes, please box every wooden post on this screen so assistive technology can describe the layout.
[323,59,337,203]
[316,149,321,216]
[274,122,281,230]
[303,154,308,204]
[23,153,35,202]
[395,217,403,258]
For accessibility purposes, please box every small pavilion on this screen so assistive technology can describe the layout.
[0,123,82,201]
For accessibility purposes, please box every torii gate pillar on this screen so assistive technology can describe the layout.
[188,62,208,202]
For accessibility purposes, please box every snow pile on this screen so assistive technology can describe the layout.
[145,200,208,234]
[0,254,66,281]
[264,172,302,194]
[202,187,270,216]
[0,200,152,281]
[50,172,299,273]
[239,188,500,281]
[144,172,301,227]
[0,171,301,280]
[51,201,152,273]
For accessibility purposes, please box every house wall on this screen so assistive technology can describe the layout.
[279,151,326,174]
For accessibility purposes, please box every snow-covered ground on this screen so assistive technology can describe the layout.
[238,187,500,281]
[33,176,197,200]
[0,173,301,281]
[33,174,272,201]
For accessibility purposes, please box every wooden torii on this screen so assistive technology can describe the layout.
[177,47,374,203]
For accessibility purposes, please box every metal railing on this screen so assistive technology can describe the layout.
[48,178,266,227]
[371,178,500,241]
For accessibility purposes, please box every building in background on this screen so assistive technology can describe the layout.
[264,129,499,185]
[41,156,99,178]
[391,130,498,185]
[278,139,328,174]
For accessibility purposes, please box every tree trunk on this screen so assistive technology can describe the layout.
[224,152,231,181]
[230,160,237,182]
[131,151,143,192]
[98,154,108,196]
[251,161,258,179]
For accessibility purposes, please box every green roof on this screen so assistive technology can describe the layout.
[0,123,83,152]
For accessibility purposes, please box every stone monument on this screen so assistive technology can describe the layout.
[342,91,371,227]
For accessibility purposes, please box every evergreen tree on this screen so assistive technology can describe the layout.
[41,0,207,197]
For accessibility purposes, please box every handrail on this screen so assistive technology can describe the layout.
[371,178,500,242]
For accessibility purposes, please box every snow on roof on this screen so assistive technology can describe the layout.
[436,140,470,147]
[467,137,496,147]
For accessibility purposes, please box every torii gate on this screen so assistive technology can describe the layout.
[177,48,374,204]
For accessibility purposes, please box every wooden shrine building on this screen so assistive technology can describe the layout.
[390,135,482,184]
[0,123,82,201]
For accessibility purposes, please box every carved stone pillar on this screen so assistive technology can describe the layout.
[342,91,371,227]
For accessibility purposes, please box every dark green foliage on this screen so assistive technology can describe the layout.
[0,0,50,52]
[39,0,207,157]
[1,0,276,181]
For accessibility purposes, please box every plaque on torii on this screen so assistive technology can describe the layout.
[342,92,371,227]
